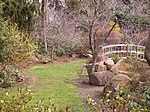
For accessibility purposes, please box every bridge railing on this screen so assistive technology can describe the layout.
[101,44,145,60]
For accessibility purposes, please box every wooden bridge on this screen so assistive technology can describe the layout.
[101,44,145,60]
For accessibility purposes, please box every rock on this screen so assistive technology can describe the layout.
[86,54,93,63]
[104,58,115,70]
[86,54,93,58]
[139,71,150,82]
[110,59,127,74]
[97,55,109,62]
[89,71,114,86]
[145,32,150,66]
[110,74,132,90]
[42,57,51,64]
[84,62,107,75]
[35,54,43,60]
[69,54,79,58]
[96,63,107,72]
[30,55,38,62]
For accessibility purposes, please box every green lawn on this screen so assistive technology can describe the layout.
[28,59,87,111]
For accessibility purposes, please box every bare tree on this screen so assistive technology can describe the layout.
[76,0,118,74]
[34,0,83,61]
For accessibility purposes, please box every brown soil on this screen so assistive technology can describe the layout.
[19,56,78,69]
[78,83,104,102]
[16,69,36,88]
[67,75,104,102]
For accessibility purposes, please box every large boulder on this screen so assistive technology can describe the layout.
[97,55,109,62]
[96,64,107,72]
[110,74,132,90]
[84,62,107,75]
[110,59,127,74]
[89,71,114,86]
[145,32,150,66]
[139,71,150,82]
[104,58,115,70]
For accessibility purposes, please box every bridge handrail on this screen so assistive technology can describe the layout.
[101,44,145,60]
[102,51,144,55]
[102,44,145,49]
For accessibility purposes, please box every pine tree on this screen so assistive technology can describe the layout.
[1,0,40,32]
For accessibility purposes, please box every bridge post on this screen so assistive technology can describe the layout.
[136,45,138,59]
[127,44,129,57]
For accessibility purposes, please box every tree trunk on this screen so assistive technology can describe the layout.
[89,22,117,74]
[51,45,54,62]
[145,31,150,65]
[42,0,48,52]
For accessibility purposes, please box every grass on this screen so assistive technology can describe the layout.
[27,59,87,111]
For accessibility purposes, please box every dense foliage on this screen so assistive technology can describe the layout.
[0,22,36,65]
[0,65,24,88]
[0,1,36,87]
[0,20,36,87]
[1,0,40,32]
[0,87,60,112]
[87,86,150,112]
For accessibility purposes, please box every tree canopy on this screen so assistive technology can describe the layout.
[1,0,40,32]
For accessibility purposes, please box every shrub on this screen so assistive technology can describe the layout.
[143,88,150,105]
[112,54,121,64]
[0,65,24,88]
[87,86,150,112]
[0,14,36,87]
[0,23,36,65]
[0,87,61,112]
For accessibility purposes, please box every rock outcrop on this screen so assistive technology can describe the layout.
[104,58,115,70]
[110,59,127,74]
[89,71,114,86]
[84,62,107,75]
[97,55,109,62]
[110,74,132,90]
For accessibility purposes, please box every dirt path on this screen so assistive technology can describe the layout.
[78,84,104,102]
[17,69,36,88]
[68,75,104,102]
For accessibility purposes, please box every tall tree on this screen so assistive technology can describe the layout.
[41,0,49,51]
[76,0,117,84]
[1,0,40,32]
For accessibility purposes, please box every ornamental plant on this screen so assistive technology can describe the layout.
[0,23,36,65]
[87,86,150,112]
[0,87,60,112]
[0,4,36,87]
